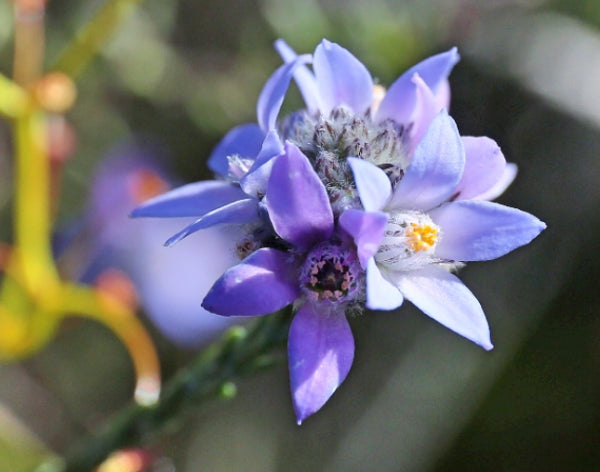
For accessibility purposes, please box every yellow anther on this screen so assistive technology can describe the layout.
[372,84,386,113]
[33,72,77,113]
[406,223,438,252]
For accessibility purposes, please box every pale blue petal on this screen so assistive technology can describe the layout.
[274,39,320,114]
[257,54,311,132]
[313,39,373,115]
[455,136,508,200]
[339,208,387,268]
[430,200,546,261]
[289,303,354,424]
[392,265,493,350]
[366,258,404,311]
[405,73,442,155]
[207,123,265,176]
[376,48,459,125]
[347,157,391,212]
[475,163,517,201]
[131,180,246,218]
[240,130,284,197]
[388,110,464,211]
[202,247,300,316]
[266,142,333,249]
[165,198,258,246]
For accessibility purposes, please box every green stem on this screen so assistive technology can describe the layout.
[36,310,291,472]
[52,0,145,80]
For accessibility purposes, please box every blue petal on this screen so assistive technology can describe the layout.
[388,110,464,211]
[376,48,459,125]
[266,142,333,250]
[240,130,284,197]
[289,303,354,424]
[165,198,258,246]
[430,200,546,261]
[131,180,246,218]
[347,157,391,212]
[456,137,510,200]
[274,39,320,114]
[207,124,265,176]
[257,54,311,132]
[365,258,404,311]
[202,247,300,317]
[339,208,387,268]
[392,265,493,350]
[313,39,374,115]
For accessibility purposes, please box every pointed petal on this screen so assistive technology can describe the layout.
[475,163,517,201]
[339,209,387,268]
[202,247,300,316]
[313,39,373,115]
[289,303,354,424]
[165,198,258,246]
[274,39,320,114]
[376,48,460,125]
[131,181,246,218]
[388,110,464,211]
[240,130,284,196]
[366,258,404,311]
[430,200,546,261]
[208,124,265,176]
[393,265,493,350]
[347,157,391,211]
[266,142,333,249]
[455,136,508,200]
[405,73,442,155]
[257,54,311,132]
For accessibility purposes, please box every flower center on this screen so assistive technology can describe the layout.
[301,241,361,303]
[375,212,440,271]
[406,222,438,252]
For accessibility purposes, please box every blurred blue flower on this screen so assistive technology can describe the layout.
[81,145,246,347]
[132,39,546,423]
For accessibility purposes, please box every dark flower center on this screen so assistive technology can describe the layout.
[300,241,361,303]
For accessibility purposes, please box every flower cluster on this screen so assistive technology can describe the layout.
[133,39,545,424]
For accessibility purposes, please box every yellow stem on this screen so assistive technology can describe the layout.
[13,112,59,291]
[60,283,161,406]
[0,73,30,119]
[52,0,145,80]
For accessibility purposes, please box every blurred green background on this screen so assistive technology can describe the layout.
[1,0,600,470]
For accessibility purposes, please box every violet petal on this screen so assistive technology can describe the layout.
[165,198,259,246]
[131,180,246,218]
[266,142,333,249]
[289,303,354,424]
[257,54,311,132]
[202,247,300,316]
[274,39,320,114]
[339,208,387,268]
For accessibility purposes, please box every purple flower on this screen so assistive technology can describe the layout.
[132,39,546,423]
[202,142,360,423]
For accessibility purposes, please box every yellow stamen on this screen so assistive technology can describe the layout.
[406,223,438,252]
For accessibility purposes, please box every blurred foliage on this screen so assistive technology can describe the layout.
[0,0,599,471]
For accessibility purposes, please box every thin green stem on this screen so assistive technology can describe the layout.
[52,0,145,80]
[36,310,291,472]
